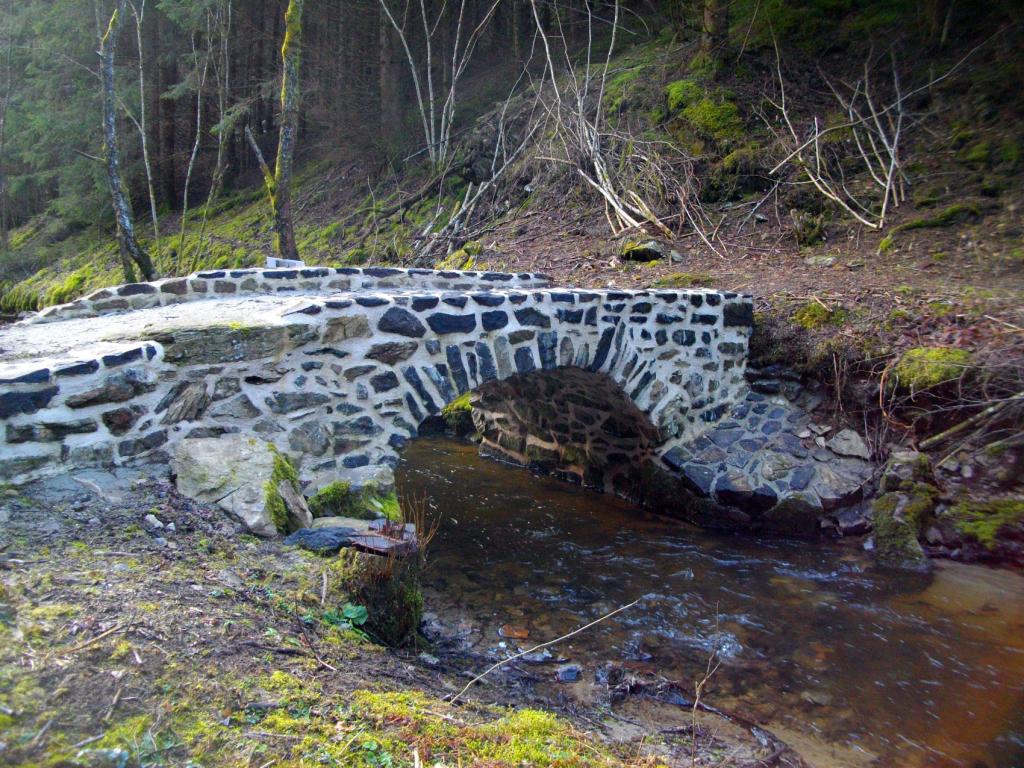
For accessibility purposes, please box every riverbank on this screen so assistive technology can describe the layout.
[0,466,797,767]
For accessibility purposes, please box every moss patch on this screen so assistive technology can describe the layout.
[947,498,1024,549]
[793,301,846,330]
[264,446,301,534]
[892,346,972,391]
[441,391,475,435]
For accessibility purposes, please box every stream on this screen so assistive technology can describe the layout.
[396,436,1024,768]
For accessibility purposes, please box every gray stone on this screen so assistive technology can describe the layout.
[288,421,331,456]
[366,341,419,364]
[827,428,871,460]
[209,395,261,420]
[278,479,313,531]
[265,392,330,414]
[160,382,210,424]
[212,377,241,400]
[323,315,371,343]
[283,526,357,554]
[6,419,97,443]
[66,369,155,408]
[171,434,281,536]
[378,307,426,337]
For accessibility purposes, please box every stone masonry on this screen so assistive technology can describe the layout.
[0,268,758,503]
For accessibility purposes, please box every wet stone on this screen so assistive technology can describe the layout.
[366,341,419,364]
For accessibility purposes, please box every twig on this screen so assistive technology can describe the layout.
[449,599,638,703]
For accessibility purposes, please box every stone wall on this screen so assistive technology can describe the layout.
[0,269,755,495]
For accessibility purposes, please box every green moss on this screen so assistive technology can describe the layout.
[892,346,972,391]
[793,301,846,330]
[872,493,926,568]
[881,204,982,253]
[682,97,743,142]
[665,78,703,113]
[948,498,1024,549]
[960,140,992,166]
[653,271,712,288]
[263,446,300,534]
[441,391,475,435]
[307,480,355,518]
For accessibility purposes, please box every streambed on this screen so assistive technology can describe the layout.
[397,436,1024,768]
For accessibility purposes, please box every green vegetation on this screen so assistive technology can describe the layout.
[664,78,702,113]
[892,346,972,391]
[441,391,476,435]
[264,446,301,533]
[947,498,1024,549]
[307,480,401,522]
[793,301,846,330]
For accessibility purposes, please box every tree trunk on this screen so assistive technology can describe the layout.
[252,0,303,262]
[100,2,157,282]
[701,0,727,57]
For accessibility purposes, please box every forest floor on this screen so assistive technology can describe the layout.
[0,467,799,768]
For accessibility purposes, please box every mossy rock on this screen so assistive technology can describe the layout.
[872,492,929,570]
[945,498,1024,550]
[263,446,301,534]
[891,346,972,392]
[665,78,703,113]
[681,97,743,143]
[620,240,667,261]
[441,392,475,436]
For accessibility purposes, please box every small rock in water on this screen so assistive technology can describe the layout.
[555,663,582,682]
[499,624,530,640]
[144,513,164,529]
[521,649,554,664]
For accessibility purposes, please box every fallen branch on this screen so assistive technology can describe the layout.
[448,599,638,704]
[918,391,1024,451]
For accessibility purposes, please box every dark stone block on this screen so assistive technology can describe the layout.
[160,279,189,295]
[266,392,330,413]
[443,296,468,308]
[102,406,144,436]
[515,346,537,374]
[412,296,439,311]
[119,283,157,296]
[102,348,144,367]
[761,420,781,435]
[482,272,513,281]
[590,327,615,371]
[655,330,667,345]
[402,367,439,414]
[334,416,383,436]
[343,454,370,468]
[264,270,298,279]
[302,361,324,371]
[693,314,718,326]
[508,293,528,304]
[538,331,558,369]
[370,371,400,392]
[632,302,652,313]
[471,293,505,307]
[118,430,167,457]
[706,294,722,307]
[551,292,575,303]
[556,308,583,324]
[56,360,100,377]
[425,339,441,355]
[405,393,424,423]
[388,433,408,450]
[427,313,476,334]
[514,307,551,328]
[690,295,704,308]
[366,341,419,364]
[197,271,225,279]
[584,306,598,326]
[356,296,388,307]
[655,292,678,302]
[325,299,353,310]
[508,330,534,344]
[363,267,402,278]
[446,346,470,393]
[790,465,816,491]
[656,313,683,324]
[284,527,357,554]
[0,386,59,418]
[482,310,508,331]
[475,342,497,381]
[214,281,237,294]
[300,268,330,278]
[379,306,427,337]
[724,301,755,328]
[336,267,361,275]
[6,419,97,443]
[0,368,50,384]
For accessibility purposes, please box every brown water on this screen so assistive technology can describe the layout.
[396,437,1024,768]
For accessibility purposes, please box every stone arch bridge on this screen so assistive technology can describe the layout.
[0,267,870,531]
